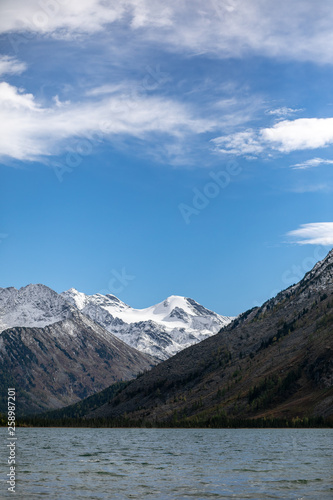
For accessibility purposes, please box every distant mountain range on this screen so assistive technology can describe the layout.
[83,248,333,424]
[61,289,233,360]
[0,285,231,414]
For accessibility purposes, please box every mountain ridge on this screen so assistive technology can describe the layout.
[0,285,156,414]
[60,289,233,360]
[84,248,333,424]
[0,283,74,332]
[0,283,232,414]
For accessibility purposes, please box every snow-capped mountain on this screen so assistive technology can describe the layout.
[61,289,234,360]
[0,284,154,414]
[0,284,73,332]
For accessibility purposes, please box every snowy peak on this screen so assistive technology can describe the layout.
[150,295,190,316]
[0,284,74,333]
[147,295,196,322]
[61,288,130,316]
[140,295,229,330]
[60,289,234,360]
[0,283,233,361]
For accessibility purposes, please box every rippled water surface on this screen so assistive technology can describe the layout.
[1,428,332,499]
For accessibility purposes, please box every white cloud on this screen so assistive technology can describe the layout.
[261,118,333,152]
[0,0,125,37]
[129,2,174,29]
[85,84,127,97]
[2,1,333,64]
[213,118,333,156]
[0,0,173,39]
[287,223,333,245]
[0,55,27,76]
[0,82,216,161]
[127,0,333,65]
[0,82,38,110]
[211,130,263,156]
[266,107,303,117]
[291,158,333,170]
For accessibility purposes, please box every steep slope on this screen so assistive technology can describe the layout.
[61,290,233,360]
[87,249,333,424]
[0,285,155,414]
[0,284,73,332]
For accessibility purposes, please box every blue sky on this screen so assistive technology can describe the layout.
[0,0,333,316]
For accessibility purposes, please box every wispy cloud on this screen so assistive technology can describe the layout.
[290,184,331,193]
[129,0,333,65]
[211,130,264,156]
[291,157,333,170]
[0,82,217,162]
[213,118,333,156]
[265,107,303,117]
[287,222,333,245]
[0,55,27,76]
[1,0,125,37]
[85,84,129,97]
[3,1,333,65]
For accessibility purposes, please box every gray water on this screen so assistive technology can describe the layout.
[1,428,332,499]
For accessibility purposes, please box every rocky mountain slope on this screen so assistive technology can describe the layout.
[0,284,73,332]
[86,249,333,424]
[0,285,155,414]
[61,289,233,360]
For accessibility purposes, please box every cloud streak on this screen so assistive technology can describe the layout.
[0,55,27,76]
[291,158,333,170]
[2,1,333,64]
[265,107,303,117]
[287,223,333,245]
[1,0,125,37]
[212,130,264,156]
[0,82,216,161]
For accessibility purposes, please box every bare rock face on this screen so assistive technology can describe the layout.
[0,284,74,332]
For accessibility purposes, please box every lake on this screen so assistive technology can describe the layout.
[1,428,332,499]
